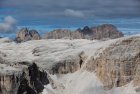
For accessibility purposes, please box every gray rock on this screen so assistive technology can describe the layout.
[29,30,41,40]
[86,36,140,89]
[15,28,41,43]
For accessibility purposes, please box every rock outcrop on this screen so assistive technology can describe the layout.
[17,63,49,94]
[46,24,124,40]
[29,30,41,40]
[0,62,22,94]
[86,36,140,89]
[0,62,49,94]
[91,24,124,40]
[15,28,41,42]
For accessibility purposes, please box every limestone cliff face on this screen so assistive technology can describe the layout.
[0,75,20,94]
[86,37,140,89]
[50,52,86,74]
[15,28,41,42]
[0,63,49,94]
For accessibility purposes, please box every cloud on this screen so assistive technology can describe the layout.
[2,0,139,18]
[0,16,17,33]
[1,0,140,26]
[64,9,85,18]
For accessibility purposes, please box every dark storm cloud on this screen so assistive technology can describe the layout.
[1,0,140,18]
[0,0,140,28]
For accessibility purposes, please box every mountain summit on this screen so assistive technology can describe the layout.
[15,28,41,42]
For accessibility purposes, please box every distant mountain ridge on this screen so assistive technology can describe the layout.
[46,24,124,40]
[15,24,124,42]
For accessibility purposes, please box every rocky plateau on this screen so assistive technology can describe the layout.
[0,29,139,94]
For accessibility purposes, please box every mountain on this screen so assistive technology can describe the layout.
[15,28,41,43]
[15,24,124,42]
[46,24,124,40]
[46,29,84,39]
[0,34,139,94]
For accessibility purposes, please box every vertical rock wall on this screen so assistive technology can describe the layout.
[86,37,140,89]
[0,63,49,94]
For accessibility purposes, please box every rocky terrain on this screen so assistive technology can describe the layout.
[0,33,139,94]
[46,24,124,40]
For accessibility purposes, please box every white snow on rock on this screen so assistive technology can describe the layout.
[0,35,139,94]
[0,64,22,75]
[0,37,12,43]
[42,70,138,94]
[0,38,118,70]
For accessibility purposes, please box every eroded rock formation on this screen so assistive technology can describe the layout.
[17,63,49,94]
[50,52,85,74]
[15,28,41,42]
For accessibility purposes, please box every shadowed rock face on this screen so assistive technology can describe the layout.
[17,78,37,94]
[0,63,49,94]
[46,24,124,40]
[81,26,92,35]
[15,28,41,43]
[50,52,85,74]
[29,30,41,40]
[17,63,49,94]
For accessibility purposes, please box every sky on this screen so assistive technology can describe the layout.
[0,0,140,38]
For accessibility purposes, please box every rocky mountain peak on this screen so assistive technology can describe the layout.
[29,30,41,40]
[15,28,41,43]
[91,24,124,39]
[82,26,91,32]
